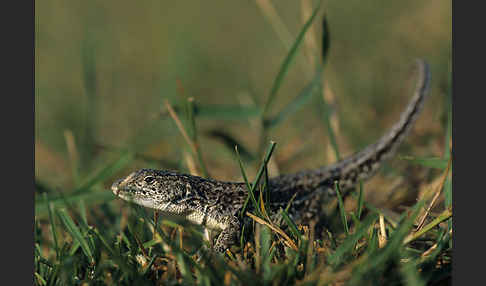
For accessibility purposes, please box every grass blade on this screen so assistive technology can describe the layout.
[263,3,321,115]
[43,193,59,259]
[404,208,452,245]
[187,98,209,177]
[164,103,261,120]
[280,209,301,241]
[194,104,261,119]
[235,146,261,218]
[327,213,379,267]
[321,16,330,64]
[351,201,425,282]
[240,142,277,218]
[73,151,134,194]
[35,272,47,286]
[36,190,114,216]
[401,259,426,286]
[357,180,364,219]
[444,66,452,160]
[247,212,298,251]
[176,253,196,285]
[165,99,209,177]
[334,181,349,234]
[319,84,341,161]
[260,225,273,283]
[399,156,448,169]
[56,208,94,264]
[264,66,323,129]
[208,130,255,161]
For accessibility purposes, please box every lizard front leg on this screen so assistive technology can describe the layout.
[213,216,241,253]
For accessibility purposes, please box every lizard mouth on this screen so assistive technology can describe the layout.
[117,192,163,210]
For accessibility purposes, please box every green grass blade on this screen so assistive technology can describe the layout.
[35,272,47,286]
[317,16,338,162]
[262,3,321,116]
[208,130,255,161]
[264,164,270,205]
[321,16,330,64]
[401,259,426,286]
[334,181,349,234]
[420,229,451,264]
[443,69,452,216]
[350,212,360,227]
[43,193,59,259]
[319,85,341,161]
[444,65,452,159]
[261,225,273,283]
[194,104,262,119]
[280,209,301,241]
[240,142,277,218]
[176,253,196,285]
[357,180,364,219]
[187,98,209,177]
[91,228,115,255]
[366,227,379,255]
[398,156,448,169]
[350,201,425,283]
[327,213,379,267]
[165,101,261,119]
[73,151,134,194]
[403,208,452,245]
[264,66,323,129]
[444,175,452,232]
[235,146,261,218]
[91,228,137,277]
[251,142,277,192]
[80,35,98,166]
[36,190,114,216]
[78,199,87,226]
[56,208,94,263]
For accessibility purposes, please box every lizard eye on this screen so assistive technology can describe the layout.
[144,176,155,184]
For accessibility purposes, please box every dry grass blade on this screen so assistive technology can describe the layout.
[421,227,452,258]
[63,129,79,180]
[164,99,198,155]
[254,0,294,51]
[404,208,452,245]
[165,99,209,177]
[300,254,367,286]
[415,153,452,231]
[378,214,387,248]
[132,231,149,259]
[184,151,199,176]
[301,0,319,65]
[246,212,298,251]
[259,186,272,222]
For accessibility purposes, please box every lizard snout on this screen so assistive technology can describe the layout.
[111,179,122,196]
[111,171,137,196]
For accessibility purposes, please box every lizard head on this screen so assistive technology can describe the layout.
[111,168,193,213]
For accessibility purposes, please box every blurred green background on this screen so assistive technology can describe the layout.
[35,0,451,205]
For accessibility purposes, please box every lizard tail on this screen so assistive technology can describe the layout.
[325,59,431,190]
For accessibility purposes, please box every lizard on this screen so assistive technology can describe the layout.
[111,59,431,253]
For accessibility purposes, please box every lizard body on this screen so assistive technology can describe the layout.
[111,59,431,253]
